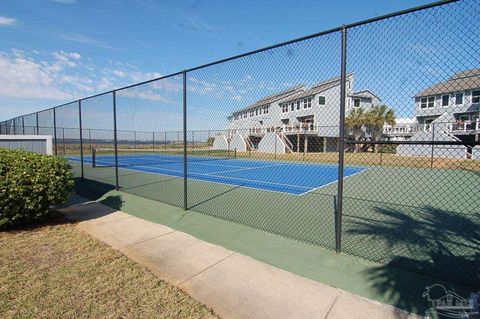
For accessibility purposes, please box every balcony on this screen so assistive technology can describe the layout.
[445,121,479,134]
[385,121,480,137]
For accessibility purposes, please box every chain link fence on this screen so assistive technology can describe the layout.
[1,0,479,288]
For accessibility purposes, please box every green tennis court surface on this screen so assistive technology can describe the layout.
[69,158,480,289]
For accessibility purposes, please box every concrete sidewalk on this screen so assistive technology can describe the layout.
[57,196,420,319]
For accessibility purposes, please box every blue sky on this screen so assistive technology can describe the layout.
[0,0,440,122]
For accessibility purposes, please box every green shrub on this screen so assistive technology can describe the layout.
[0,149,74,229]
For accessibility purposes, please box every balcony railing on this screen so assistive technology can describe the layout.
[385,121,480,136]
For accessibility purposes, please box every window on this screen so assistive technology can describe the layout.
[296,100,301,110]
[455,93,463,105]
[249,110,255,117]
[303,97,312,109]
[427,96,434,108]
[318,96,326,105]
[354,98,360,108]
[281,104,288,113]
[290,102,295,111]
[420,97,427,109]
[442,95,450,107]
[263,105,269,114]
[472,90,480,104]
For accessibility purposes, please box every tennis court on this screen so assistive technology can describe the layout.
[69,149,365,195]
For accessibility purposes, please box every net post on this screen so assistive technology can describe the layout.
[53,107,57,155]
[113,91,119,191]
[183,70,188,210]
[336,25,348,254]
[79,100,84,180]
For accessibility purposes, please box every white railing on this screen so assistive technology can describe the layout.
[385,121,480,136]
[446,121,479,133]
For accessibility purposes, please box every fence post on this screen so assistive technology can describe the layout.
[79,100,84,180]
[113,91,119,190]
[183,70,188,210]
[336,25,348,254]
[62,127,66,155]
[165,132,167,151]
[53,108,57,155]
[36,113,39,135]
[22,116,25,135]
[430,123,435,168]
[152,132,155,149]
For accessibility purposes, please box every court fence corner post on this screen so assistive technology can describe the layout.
[183,70,188,211]
[113,90,119,191]
[336,25,348,254]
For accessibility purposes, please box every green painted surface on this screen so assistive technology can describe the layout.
[71,157,480,315]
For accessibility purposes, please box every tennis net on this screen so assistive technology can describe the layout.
[91,147,237,168]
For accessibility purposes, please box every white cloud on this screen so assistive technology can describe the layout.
[52,50,81,67]
[54,32,121,51]
[0,51,74,100]
[0,50,170,105]
[0,16,16,26]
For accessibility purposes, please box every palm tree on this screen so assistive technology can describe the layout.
[366,105,395,153]
[345,107,366,153]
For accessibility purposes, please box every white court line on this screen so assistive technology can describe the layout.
[72,156,366,196]
[206,163,289,175]
[128,164,312,190]
[98,155,264,170]
[297,168,368,196]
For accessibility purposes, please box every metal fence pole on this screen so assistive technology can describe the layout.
[335,25,348,254]
[36,113,39,135]
[22,117,25,135]
[430,123,435,168]
[152,132,155,149]
[165,132,167,151]
[113,91,119,190]
[53,107,58,155]
[79,100,84,180]
[183,71,188,210]
[62,127,66,155]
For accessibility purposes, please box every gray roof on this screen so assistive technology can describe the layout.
[280,74,355,104]
[233,85,304,114]
[349,90,381,101]
[415,69,480,97]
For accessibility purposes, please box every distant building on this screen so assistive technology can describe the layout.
[394,69,480,159]
[216,74,381,154]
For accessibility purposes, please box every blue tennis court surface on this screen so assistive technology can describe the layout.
[70,153,365,195]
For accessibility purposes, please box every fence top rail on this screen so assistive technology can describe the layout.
[0,0,459,122]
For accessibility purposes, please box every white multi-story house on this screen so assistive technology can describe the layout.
[214,74,381,154]
[394,69,480,158]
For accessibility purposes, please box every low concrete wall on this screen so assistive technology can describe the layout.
[258,132,285,154]
[396,131,466,159]
[213,134,229,150]
[0,135,53,155]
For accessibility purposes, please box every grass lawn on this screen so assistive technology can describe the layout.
[0,216,219,319]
